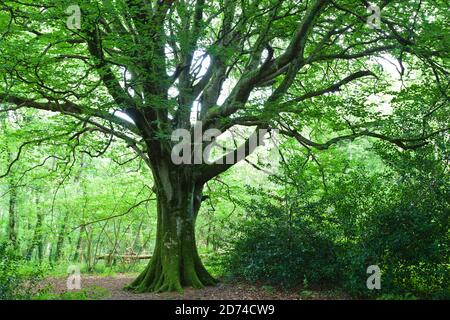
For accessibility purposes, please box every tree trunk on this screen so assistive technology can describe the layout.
[72,227,84,262]
[53,210,69,262]
[8,181,18,249]
[127,166,217,292]
[26,195,44,261]
[4,117,18,249]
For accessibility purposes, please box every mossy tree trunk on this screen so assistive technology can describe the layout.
[128,163,217,293]
[26,194,44,261]
[8,183,18,249]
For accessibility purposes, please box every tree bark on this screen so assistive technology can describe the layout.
[7,183,18,249]
[72,227,84,262]
[3,114,19,250]
[53,210,69,262]
[127,164,217,292]
[26,195,44,261]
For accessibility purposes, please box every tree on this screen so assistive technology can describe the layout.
[0,113,19,249]
[0,0,448,292]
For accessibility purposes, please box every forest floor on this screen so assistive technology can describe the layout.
[42,274,350,300]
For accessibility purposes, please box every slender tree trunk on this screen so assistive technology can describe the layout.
[26,195,44,261]
[128,165,216,292]
[53,210,69,262]
[72,227,84,262]
[7,179,18,249]
[69,158,85,262]
[132,218,144,252]
[85,228,94,272]
[3,114,18,249]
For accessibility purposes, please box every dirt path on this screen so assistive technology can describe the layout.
[44,274,347,300]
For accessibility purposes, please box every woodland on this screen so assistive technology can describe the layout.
[0,0,448,300]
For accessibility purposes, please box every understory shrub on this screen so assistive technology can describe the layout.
[225,199,340,289]
[225,157,449,299]
[0,242,43,299]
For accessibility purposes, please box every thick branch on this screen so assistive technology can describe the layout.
[280,127,449,151]
[0,93,140,136]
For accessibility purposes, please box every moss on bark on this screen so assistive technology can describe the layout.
[127,181,217,293]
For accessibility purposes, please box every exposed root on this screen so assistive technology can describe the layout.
[126,253,217,293]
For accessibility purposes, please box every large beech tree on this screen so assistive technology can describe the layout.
[0,0,448,292]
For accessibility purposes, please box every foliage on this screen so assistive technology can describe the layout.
[0,242,43,300]
[225,142,449,299]
[33,285,110,300]
[225,193,338,289]
[0,0,448,296]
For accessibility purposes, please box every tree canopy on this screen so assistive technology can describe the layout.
[0,0,448,293]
